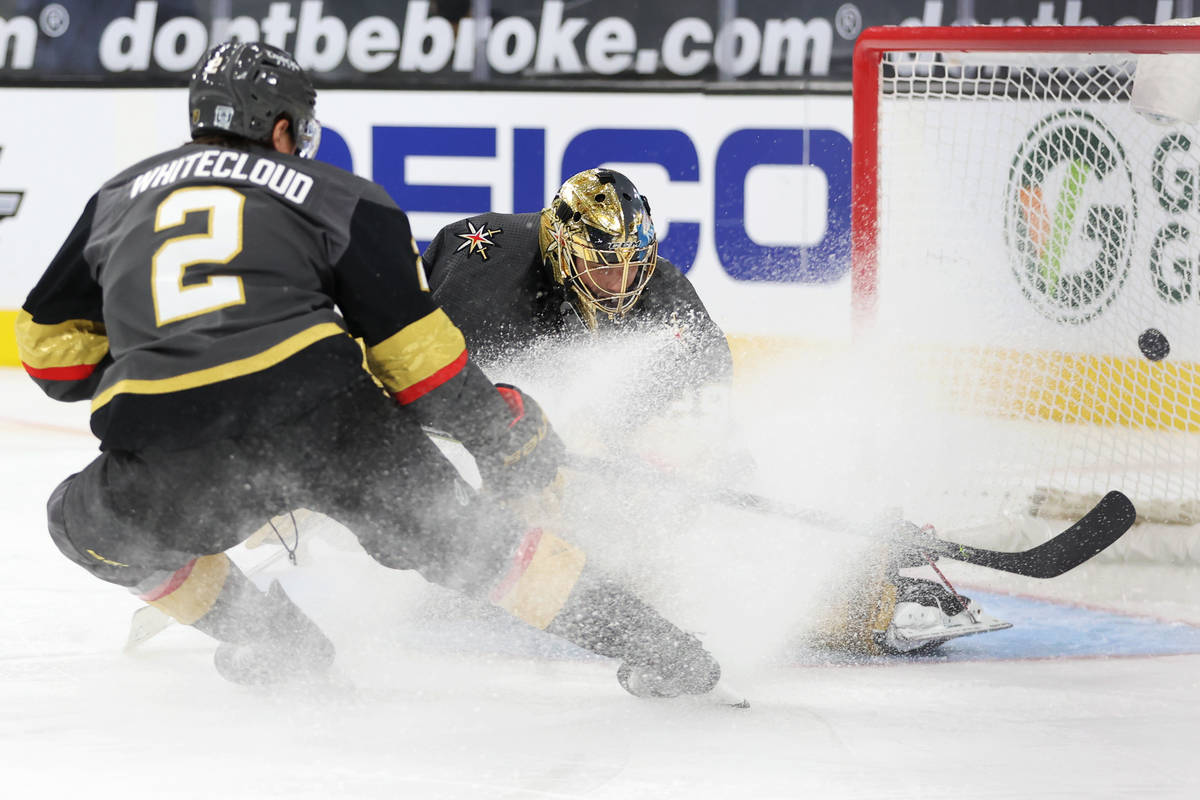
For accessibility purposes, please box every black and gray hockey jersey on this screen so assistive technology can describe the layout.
[423,211,733,406]
[18,143,511,451]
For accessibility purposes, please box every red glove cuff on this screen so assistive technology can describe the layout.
[495,384,526,428]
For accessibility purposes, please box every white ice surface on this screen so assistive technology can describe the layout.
[2,366,1199,799]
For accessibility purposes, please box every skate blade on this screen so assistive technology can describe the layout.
[694,682,750,709]
[632,682,749,709]
[894,619,1014,649]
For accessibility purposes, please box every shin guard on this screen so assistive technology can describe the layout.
[135,555,302,645]
[545,574,721,696]
[136,554,234,628]
[489,528,587,630]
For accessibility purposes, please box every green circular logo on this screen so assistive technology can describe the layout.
[1005,110,1136,324]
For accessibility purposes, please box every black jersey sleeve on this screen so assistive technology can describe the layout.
[331,195,513,450]
[632,259,734,410]
[17,193,113,402]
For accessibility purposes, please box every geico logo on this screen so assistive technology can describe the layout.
[316,125,852,284]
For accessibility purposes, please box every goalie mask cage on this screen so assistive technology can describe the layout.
[851,25,1200,564]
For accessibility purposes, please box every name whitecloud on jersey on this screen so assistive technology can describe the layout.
[129,149,314,204]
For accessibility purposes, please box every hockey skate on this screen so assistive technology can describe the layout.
[212,581,335,686]
[875,576,1012,654]
[539,574,745,706]
[617,657,747,708]
[615,648,721,699]
[615,640,749,707]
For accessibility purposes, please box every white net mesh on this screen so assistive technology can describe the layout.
[865,40,1200,561]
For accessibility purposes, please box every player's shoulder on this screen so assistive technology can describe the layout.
[650,256,692,287]
[427,211,541,293]
[434,211,539,244]
[302,156,378,192]
[97,144,387,205]
[428,211,539,273]
[639,255,711,313]
[100,144,192,190]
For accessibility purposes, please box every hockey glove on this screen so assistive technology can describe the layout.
[475,384,565,497]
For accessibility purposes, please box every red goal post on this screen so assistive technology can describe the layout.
[847,25,1200,565]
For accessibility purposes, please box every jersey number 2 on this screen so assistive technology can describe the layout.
[152,186,246,326]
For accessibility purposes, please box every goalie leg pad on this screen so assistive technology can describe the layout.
[489,528,587,629]
[806,555,901,657]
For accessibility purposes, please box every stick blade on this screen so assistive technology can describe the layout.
[940,490,1137,578]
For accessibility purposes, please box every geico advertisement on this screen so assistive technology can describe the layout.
[0,88,855,339]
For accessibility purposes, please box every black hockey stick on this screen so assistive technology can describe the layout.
[563,453,1137,579]
[917,490,1136,579]
[419,428,1139,579]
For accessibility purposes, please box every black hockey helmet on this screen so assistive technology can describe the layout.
[188,41,321,158]
[539,168,657,328]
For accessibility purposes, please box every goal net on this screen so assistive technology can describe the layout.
[851,25,1200,564]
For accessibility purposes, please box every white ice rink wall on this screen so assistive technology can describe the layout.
[0,87,857,365]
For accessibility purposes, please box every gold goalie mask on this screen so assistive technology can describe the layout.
[539,168,658,328]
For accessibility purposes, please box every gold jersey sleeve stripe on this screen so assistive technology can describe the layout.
[90,321,346,412]
[365,308,468,400]
[15,309,109,371]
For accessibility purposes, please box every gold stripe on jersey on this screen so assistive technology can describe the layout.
[15,310,109,370]
[490,529,587,630]
[143,554,232,625]
[90,321,346,412]
[365,308,467,399]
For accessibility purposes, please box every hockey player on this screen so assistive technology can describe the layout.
[422,168,740,589]
[16,41,725,700]
[423,167,734,432]
[423,167,741,522]
[423,169,1009,658]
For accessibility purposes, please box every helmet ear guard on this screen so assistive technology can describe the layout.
[539,169,658,329]
[188,42,321,159]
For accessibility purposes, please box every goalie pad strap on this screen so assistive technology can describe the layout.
[490,528,586,630]
[137,554,231,625]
